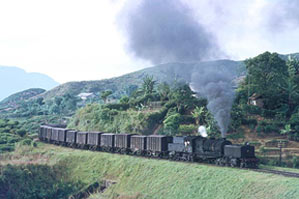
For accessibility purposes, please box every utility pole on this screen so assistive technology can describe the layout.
[278,141,286,166]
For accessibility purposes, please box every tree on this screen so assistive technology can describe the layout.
[63,94,79,111]
[163,113,181,135]
[120,96,129,104]
[169,84,195,113]
[245,52,288,109]
[125,85,138,97]
[191,106,205,125]
[157,82,170,101]
[101,90,113,104]
[280,124,292,135]
[54,97,63,106]
[277,57,299,112]
[35,97,44,106]
[141,75,156,96]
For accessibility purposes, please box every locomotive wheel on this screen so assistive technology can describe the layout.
[240,162,245,168]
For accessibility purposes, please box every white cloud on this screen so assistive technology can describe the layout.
[0,0,149,83]
[0,0,299,83]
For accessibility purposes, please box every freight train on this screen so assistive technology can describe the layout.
[39,125,259,168]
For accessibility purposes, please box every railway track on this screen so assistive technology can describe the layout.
[46,142,299,178]
[251,168,299,178]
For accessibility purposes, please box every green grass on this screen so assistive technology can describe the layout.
[2,143,299,199]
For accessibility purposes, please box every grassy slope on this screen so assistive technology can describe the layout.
[3,144,299,199]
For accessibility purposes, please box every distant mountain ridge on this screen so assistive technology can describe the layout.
[37,59,245,101]
[37,52,299,102]
[0,66,58,101]
[2,52,298,105]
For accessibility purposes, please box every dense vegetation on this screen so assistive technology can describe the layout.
[0,164,82,199]
[233,52,299,140]
[68,77,219,136]
[0,88,45,108]
[0,119,36,153]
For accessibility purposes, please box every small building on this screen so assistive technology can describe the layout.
[78,92,95,100]
[248,93,264,108]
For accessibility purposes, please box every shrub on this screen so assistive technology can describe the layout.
[289,112,299,128]
[262,109,276,118]
[163,113,182,135]
[226,131,245,140]
[0,164,82,199]
[230,106,244,130]
[163,101,176,109]
[16,129,26,137]
[292,156,299,168]
[178,124,197,135]
[288,132,299,141]
[19,138,33,146]
[180,115,196,124]
[103,103,129,111]
[249,123,256,130]
[264,124,279,134]
[243,105,262,115]
[119,96,130,104]
[242,118,257,126]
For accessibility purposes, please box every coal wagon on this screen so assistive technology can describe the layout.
[114,134,135,154]
[146,135,173,157]
[100,133,115,152]
[130,135,147,155]
[87,132,103,150]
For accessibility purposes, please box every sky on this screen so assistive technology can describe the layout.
[0,0,299,83]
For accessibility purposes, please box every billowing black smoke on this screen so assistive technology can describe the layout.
[119,0,235,137]
[191,66,235,138]
[119,0,219,64]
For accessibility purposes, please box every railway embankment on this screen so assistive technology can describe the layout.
[1,143,299,199]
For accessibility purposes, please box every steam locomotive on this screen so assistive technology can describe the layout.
[39,125,259,168]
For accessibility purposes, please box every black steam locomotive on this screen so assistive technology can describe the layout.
[39,125,259,168]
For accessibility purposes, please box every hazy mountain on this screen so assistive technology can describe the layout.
[0,66,58,101]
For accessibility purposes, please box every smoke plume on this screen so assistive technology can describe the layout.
[265,0,299,31]
[119,0,220,64]
[119,0,235,137]
[191,66,235,138]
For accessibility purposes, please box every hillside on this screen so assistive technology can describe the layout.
[38,60,244,101]
[1,144,299,199]
[0,88,46,109]
[0,66,58,101]
[36,52,299,102]
[5,52,299,107]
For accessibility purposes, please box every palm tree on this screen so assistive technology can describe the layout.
[141,75,156,96]
[101,90,112,104]
[191,106,205,125]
